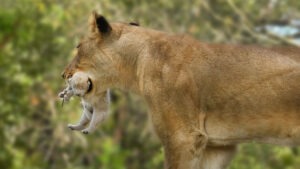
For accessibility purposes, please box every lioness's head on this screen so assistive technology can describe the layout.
[62,11,144,93]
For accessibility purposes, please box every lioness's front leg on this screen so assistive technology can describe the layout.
[163,136,205,169]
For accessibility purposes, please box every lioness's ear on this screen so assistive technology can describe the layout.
[89,11,112,35]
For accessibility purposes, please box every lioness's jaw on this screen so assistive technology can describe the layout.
[87,78,93,94]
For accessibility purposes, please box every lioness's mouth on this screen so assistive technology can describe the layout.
[86,78,93,94]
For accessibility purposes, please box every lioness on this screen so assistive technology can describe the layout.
[59,71,109,134]
[61,11,300,169]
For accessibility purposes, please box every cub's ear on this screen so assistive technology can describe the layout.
[89,11,112,35]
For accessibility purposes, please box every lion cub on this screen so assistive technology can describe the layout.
[59,72,110,134]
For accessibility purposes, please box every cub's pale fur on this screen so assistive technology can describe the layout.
[61,11,300,169]
[59,72,109,134]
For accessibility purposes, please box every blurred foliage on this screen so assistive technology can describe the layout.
[0,0,300,169]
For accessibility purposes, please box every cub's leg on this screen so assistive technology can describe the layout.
[68,108,91,130]
[81,91,110,134]
[81,110,107,134]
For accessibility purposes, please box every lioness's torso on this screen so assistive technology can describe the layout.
[137,31,300,146]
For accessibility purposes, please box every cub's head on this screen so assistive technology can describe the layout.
[69,72,92,97]
[61,11,143,93]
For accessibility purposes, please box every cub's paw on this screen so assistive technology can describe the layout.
[81,129,89,134]
[67,124,85,131]
[67,124,75,130]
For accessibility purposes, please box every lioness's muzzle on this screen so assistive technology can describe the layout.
[61,71,73,79]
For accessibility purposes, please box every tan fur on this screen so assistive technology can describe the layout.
[61,12,300,169]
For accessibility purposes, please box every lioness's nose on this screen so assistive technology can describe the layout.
[61,71,73,79]
[61,71,66,79]
[61,71,71,79]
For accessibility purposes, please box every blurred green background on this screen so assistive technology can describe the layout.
[1,0,300,169]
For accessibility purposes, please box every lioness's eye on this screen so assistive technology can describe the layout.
[76,44,81,48]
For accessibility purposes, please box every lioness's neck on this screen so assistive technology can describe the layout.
[111,27,168,94]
